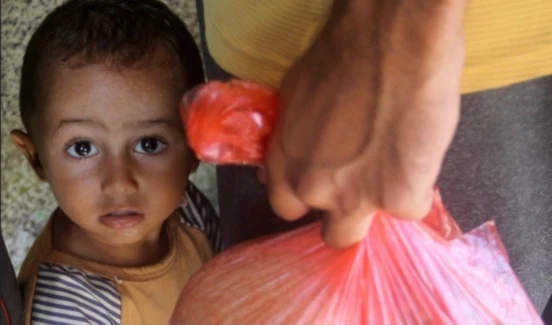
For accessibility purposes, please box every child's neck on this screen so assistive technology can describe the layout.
[54,212,171,267]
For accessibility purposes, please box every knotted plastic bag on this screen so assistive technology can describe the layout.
[183,80,278,165]
[173,79,543,324]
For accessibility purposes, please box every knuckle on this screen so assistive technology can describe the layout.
[267,185,307,221]
[294,173,336,209]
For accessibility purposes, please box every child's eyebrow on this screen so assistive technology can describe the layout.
[55,118,179,131]
[124,118,179,129]
[56,118,107,131]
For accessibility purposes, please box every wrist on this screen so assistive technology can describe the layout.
[311,0,378,62]
[326,0,378,35]
[326,0,466,36]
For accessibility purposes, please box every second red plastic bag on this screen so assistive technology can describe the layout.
[173,79,543,325]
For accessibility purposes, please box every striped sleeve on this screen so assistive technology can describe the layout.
[31,263,121,325]
[180,181,224,254]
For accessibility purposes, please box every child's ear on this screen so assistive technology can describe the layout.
[10,129,47,181]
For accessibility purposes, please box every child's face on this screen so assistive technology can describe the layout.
[14,57,193,246]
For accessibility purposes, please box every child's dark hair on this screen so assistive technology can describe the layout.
[19,0,205,134]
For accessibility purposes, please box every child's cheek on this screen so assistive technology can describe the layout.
[139,152,190,198]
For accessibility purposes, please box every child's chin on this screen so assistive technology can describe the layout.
[105,234,144,246]
[102,224,164,246]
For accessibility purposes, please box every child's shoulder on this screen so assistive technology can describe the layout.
[17,211,122,324]
[18,212,57,285]
[23,262,121,325]
[178,181,223,254]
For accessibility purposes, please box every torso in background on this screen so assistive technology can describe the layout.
[203,0,552,93]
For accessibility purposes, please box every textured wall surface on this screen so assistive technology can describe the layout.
[1,0,218,272]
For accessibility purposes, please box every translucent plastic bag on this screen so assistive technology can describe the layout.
[173,80,543,324]
[182,80,278,165]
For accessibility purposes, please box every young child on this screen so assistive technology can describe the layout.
[10,0,222,324]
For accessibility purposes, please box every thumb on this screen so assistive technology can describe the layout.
[321,207,375,249]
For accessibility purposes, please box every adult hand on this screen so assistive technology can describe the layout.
[264,0,467,248]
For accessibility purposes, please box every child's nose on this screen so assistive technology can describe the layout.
[101,156,139,195]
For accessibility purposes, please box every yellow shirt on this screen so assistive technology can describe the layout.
[203,0,552,93]
[18,205,214,325]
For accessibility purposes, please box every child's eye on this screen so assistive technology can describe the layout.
[66,141,98,158]
[134,137,167,154]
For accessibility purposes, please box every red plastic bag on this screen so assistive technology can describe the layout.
[174,80,543,324]
[182,80,278,165]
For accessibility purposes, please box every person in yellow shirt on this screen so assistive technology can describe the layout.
[195,0,552,316]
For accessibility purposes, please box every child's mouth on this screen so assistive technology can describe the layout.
[100,210,144,229]
[107,210,138,216]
